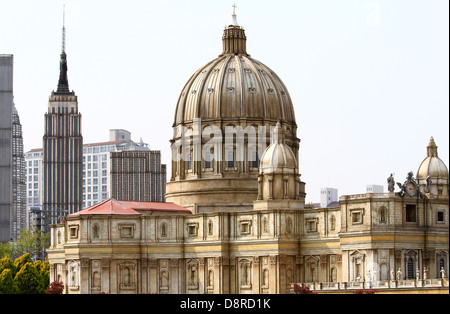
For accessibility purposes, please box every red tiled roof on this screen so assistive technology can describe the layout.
[68,199,140,216]
[119,200,191,213]
[68,198,191,217]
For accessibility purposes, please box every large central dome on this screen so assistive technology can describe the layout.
[173,18,296,126]
[174,54,296,125]
[166,9,302,213]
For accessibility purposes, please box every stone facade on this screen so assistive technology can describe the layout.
[46,135,449,294]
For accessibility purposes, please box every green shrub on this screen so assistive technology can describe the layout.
[0,269,19,294]
[0,257,17,277]
[14,262,43,294]
[14,253,33,273]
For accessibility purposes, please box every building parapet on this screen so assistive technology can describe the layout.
[290,278,449,293]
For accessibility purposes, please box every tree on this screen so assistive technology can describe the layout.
[14,262,44,294]
[13,230,50,260]
[0,242,14,259]
[0,269,19,294]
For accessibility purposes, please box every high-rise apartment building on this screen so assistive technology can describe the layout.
[366,184,384,194]
[26,130,166,222]
[110,150,166,202]
[42,24,83,228]
[0,55,14,242]
[320,187,339,208]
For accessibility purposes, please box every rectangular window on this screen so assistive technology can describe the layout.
[352,212,361,224]
[187,222,198,237]
[69,225,79,239]
[306,218,318,232]
[350,208,364,225]
[437,211,444,223]
[405,204,417,223]
[119,224,135,238]
[240,220,252,235]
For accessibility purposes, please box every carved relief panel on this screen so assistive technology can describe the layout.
[186,259,199,290]
[238,258,252,291]
[159,260,169,294]
[91,260,102,293]
[66,260,80,291]
[118,261,137,294]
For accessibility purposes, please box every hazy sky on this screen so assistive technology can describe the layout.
[1,0,448,203]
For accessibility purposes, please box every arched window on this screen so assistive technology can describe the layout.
[227,150,235,168]
[379,207,387,223]
[330,267,337,283]
[440,259,445,278]
[161,223,167,237]
[407,258,414,279]
[205,152,212,169]
[251,150,258,169]
[208,220,213,235]
[93,224,99,239]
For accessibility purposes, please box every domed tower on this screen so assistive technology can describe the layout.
[417,137,449,197]
[166,8,301,213]
[253,122,306,211]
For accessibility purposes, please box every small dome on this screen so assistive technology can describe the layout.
[417,137,449,180]
[260,122,297,173]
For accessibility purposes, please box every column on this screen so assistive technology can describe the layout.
[148,259,157,293]
[101,258,111,294]
[198,258,205,294]
[252,256,260,293]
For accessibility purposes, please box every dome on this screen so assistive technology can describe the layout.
[166,9,302,213]
[417,137,449,180]
[173,24,296,126]
[260,122,297,173]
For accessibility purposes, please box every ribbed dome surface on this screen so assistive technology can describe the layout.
[417,157,449,180]
[417,137,449,180]
[174,54,296,125]
[260,141,297,172]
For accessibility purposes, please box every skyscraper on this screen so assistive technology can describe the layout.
[42,21,83,228]
[11,105,26,240]
[110,150,166,202]
[0,55,26,242]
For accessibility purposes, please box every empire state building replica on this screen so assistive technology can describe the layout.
[43,22,83,228]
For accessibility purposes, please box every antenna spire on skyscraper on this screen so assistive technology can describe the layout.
[62,4,66,53]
